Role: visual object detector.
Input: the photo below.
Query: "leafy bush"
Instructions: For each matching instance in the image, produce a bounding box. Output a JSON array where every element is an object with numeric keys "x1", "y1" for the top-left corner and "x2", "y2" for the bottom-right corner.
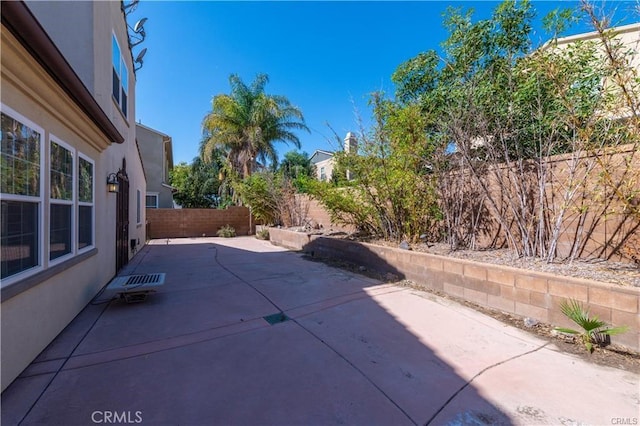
[
  {"x1": 307, "y1": 99, "x2": 441, "y2": 242},
  {"x1": 234, "y1": 171, "x2": 308, "y2": 227},
  {"x1": 255, "y1": 228, "x2": 270, "y2": 240},
  {"x1": 217, "y1": 225, "x2": 236, "y2": 238},
  {"x1": 554, "y1": 299, "x2": 628, "y2": 353}
]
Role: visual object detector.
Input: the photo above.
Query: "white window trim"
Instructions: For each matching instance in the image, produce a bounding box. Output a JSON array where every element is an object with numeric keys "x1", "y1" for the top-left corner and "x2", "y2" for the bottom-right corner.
[
  {"x1": 78, "y1": 152, "x2": 95, "y2": 254},
  {"x1": 0, "y1": 104, "x2": 45, "y2": 287},
  {"x1": 145, "y1": 192, "x2": 159, "y2": 209},
  {"x1": 49, "y1": 135, "x2": 76, "y2": 266}
]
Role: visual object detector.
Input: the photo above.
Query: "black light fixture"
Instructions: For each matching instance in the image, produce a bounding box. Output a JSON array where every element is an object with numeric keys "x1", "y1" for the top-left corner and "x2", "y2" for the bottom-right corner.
[{"x1": 107, "y1": 173, "x2": 119, "y2": 193}]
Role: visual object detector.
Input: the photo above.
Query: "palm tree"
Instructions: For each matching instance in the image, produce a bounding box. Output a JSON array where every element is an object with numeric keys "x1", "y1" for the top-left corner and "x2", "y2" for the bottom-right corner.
[{"x1": 201, "y1": 74, "x2": 309, "y2": 179}]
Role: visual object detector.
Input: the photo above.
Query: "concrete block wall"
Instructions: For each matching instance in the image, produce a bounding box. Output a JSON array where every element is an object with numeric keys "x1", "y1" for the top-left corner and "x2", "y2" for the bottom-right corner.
[
  {"x1": 268, "y1": 228, "x2": 640, "y2": 351},
  {"x1": 146, "y1": 207, "x2": 251, "y2": 238}
]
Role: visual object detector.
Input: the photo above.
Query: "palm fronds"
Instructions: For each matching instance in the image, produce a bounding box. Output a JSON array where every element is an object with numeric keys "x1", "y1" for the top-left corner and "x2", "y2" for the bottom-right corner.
[{"x1": 555, "y1": 299, "x2": 628, "y2": 353}]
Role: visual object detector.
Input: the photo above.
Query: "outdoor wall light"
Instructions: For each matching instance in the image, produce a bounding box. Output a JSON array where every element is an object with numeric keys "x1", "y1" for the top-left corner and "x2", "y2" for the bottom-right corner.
[{"x1": 107, "y1": 173, "x2": 119, "y2": 193}]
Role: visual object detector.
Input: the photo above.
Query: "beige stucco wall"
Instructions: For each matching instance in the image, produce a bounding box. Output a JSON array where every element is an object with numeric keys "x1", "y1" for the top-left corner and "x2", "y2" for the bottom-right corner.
[
  {"x1": 96, "y1": 1, "x2": 146, "y2": 254},
  {"x1": 553, "y1": 23, "x2": 640, "y2": 65},
  {"x1": 25, "y1": 1, "x2": 96, "y2": 92},
  {"x1": 315, "y1": 158, "x2": 335, "y2": 182},
  {"x1": 1, "y1": 2, "x2": 146, "y2": 391},
  {"x1": 1, "y1": 27, "x2": 113, "y2": 391}
]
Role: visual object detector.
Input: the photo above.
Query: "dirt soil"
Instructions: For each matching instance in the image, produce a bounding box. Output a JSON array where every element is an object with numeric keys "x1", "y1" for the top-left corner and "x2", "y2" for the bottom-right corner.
[{"x1": 302, "y1": 253, "x2": 640, "y2": 374}]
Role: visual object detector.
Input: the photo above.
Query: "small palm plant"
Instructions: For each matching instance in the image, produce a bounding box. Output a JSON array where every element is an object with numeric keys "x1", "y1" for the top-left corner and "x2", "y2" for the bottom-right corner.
[{"x1": 555, "y1": 299, "x2": 628, "y2": 353}]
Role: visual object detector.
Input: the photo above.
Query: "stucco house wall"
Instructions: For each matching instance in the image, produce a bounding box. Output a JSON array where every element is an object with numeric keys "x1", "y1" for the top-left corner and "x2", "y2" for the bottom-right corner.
[
  {"x1": 136, "y1": 123, "x2": 174, "y2": 209},
  {"x1": 1, "y1": 1, "x2": 146, "y2": 391},
  {"x1": 314, "y1": 157, "x2": 335, "y2": 182},
  {"x1": 547, "y1": 23, "x2": 640, "y2": 120}
]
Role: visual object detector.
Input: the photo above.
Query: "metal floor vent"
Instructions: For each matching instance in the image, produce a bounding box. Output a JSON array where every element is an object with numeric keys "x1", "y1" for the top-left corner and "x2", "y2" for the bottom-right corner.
[
  {"x1": 123, "y1": 273, "x2": 164, "y2": 286},
  {"x1": 106, "y1": 273, "x2": 166, "y2": 303},
  {"x1": 263, "y1": 312, "x2": 290, "y2": 325}
]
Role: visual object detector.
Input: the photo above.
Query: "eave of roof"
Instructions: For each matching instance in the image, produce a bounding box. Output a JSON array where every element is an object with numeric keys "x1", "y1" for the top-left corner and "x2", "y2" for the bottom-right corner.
[
  {"x1": 310, "y1": 149, "x2": 335, "y2": 163},
  {"x1": 1, "y1": 1, "x2": 124, "y2": 144}
]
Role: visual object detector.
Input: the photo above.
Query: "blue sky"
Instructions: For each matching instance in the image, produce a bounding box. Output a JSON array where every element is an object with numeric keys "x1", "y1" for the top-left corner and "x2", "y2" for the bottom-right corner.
[{"x1": 129, "y1": 1, "x2": 638, "y2": 165}]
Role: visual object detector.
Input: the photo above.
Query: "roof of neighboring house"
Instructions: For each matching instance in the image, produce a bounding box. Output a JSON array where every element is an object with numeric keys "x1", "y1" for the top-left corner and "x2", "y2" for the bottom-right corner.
[
  {"x1": 310, "y1": 150, "x2": 334, "y2": 164},
  {"x1": 136, "y1": 122, "x2": 171, "y2": 138},
  {"x1": 1, "y1": 1, "x2": 124, "y2": 144}
]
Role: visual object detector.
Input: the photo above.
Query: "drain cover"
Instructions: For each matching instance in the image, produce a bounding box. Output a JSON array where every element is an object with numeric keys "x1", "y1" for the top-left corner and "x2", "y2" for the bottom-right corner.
[
  {"x1": 263, "y1": 312, "x2": 290, "y2": 325},
  {"x1": 105, "y1": 273, "x2": 166, "y2": 303},
  {"x1": 107, "y1": 273, "x2": 166, "y2": 291}
]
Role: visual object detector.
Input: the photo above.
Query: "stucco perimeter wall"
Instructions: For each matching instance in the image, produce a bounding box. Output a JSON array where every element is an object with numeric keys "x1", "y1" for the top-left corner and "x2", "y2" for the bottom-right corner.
[
  {"x1": 146, "y1": 207, "x2": 251, "y2": 238},
  {"x1": 268, "y1": 228, "x2": 640, "y2": 351}
]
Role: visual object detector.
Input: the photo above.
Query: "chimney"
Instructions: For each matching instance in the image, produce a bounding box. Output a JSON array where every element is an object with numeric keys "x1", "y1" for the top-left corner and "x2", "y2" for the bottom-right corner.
[
  {"x1": 344, "y1": 132, "x2": 357, "y2": 153},
  {"x1": 344, "y1": 132, "x2": 357, "y2": 181}
]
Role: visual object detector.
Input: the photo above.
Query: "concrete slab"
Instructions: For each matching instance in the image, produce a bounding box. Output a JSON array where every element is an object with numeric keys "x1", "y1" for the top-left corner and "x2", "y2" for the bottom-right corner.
[
  {"x1": 20, "y1": 323, "x2": 414, "y2": 426},
  {"x1": 432, "y1": 348, "x2": 639, "y2": 425},
  {"x1": 75, "y1": 281, "x2": 276, "y2": 355},
  {"x1": 1, "y1": 374, "x2": 54, "y2": 426},
  {"x1": 2, "y1": 237, "x2": 638, "y2": 426}
]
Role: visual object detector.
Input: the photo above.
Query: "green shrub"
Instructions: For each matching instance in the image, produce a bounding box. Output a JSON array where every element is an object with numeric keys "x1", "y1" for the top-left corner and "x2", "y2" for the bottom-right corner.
[
  {"x1": 307, "y1": 100, "x2": 441, "y2": 242},
  {"x1": 217, "y1": 225, "x2": 236, "y2": 238},
  {"x1": 255, "y1": 228, "x2": 270, "y2": 240}
]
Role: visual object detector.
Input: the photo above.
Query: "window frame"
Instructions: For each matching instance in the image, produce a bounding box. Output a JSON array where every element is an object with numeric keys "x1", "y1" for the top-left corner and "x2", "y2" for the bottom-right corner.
[
  {"x1": 111, "y1": 33, "x2": 128, "y2": 118},
  {"x1": 145, "y1": 192, "x2": 159, "y2": 209},
  {"x1": 0, "y1": 104, "x2": 45, "y2": 286},
  {"x1": 77, "y1": 153, "x2": 95, "y2": 253},
  {"x1": 48, "y1": 135, "x2": 75, "y2": 265},
  {"x1": 136, "y1": 189, "x2": 141, "y2": 224}
]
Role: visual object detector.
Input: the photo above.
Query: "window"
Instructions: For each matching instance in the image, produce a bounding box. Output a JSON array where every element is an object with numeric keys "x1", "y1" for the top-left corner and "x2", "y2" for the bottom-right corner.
[
  {"x1": 320, "y1": 166, "x2": 326, "y2": 181},
  {"x1": 112, "y1": 36, "x2": 120, "y2": 104},
  {"x1": 1, "y1": 108, "x2": 43, "y2": 281},
  {"x1": 50, "y1": 139, "x2": 74, "y2": 261},
  {"x1": 136, "y1": 189, "x2": 141, "y2": 224},
  {"x1": 145, "y1": 193, "x2": 158, "y2": 208},
  {"x1": 112, "y1": 34, "x2": 128, "y2": 117},
  {"x1": 78, "y1": 155, "x2": 94, "y2": 250},
  {"x1": 1, "y1": 106, "x2": 97, "y2": 285}
]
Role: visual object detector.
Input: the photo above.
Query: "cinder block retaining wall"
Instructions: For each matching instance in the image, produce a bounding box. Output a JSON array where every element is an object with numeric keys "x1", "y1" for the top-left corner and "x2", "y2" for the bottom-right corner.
[
  {"x1": 146, "y1": 207, "x2": 252, "y2": 239},
  {"x1": 268, "y1": 227, "x2": 640, "y2": 351}
]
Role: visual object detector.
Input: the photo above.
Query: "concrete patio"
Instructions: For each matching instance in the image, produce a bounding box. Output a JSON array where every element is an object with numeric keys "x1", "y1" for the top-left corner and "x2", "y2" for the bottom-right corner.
[{"x1": 2, "y1": 237, "x2": 638, "y2": 425}]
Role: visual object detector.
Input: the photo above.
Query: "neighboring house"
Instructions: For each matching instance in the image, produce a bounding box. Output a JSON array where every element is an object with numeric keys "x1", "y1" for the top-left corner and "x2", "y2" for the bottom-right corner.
[
  {"x1": 310, "y1": 149, "x2": 334, "y2": 182},
  {"x1": 1, "y1": 1, "x2": 147, "y2": 391},
  {"x1": 450, "y1": 23, "x2": 640, "y2": 155},
  {"x1": 310, "y1": 132, "x2": 358, "y2": 182},
  {"x1": 136, "y1": 123, "x2": 175, "y2": 208},
  {"x1": 548, "y1": 23, "x2": 640, "y2": 120}
]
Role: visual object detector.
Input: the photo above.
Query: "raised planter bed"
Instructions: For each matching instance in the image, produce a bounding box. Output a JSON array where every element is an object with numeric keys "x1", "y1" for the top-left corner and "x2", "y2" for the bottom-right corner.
[{"x1": 268, "y1": 227, "x2": 640, "y2": 351}]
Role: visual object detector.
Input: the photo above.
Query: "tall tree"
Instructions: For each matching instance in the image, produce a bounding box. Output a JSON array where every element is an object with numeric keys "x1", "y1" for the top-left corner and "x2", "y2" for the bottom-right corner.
[
  {"x1": 277, "y1": 150, "x2": 314, "y2": 179},
  {"x1": 170, "y1": 157, "x2": 221, "y2": 208},
  {"x1": 201, "y1": 74, "x2": 309, "y2": 179}
]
